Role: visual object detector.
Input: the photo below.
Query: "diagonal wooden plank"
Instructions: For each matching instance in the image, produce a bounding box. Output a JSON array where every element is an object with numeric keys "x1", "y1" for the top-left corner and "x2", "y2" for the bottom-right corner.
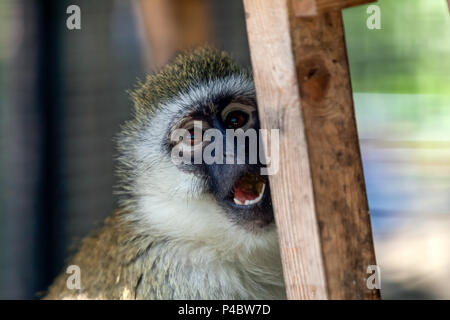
[{"x1": 292, "y1": 0, "x2": 376, "y2": 17}]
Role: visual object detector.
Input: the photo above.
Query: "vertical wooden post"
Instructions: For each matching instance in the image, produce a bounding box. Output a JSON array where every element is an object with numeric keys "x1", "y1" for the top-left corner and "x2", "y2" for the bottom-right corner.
[{"x1": 244, "y1": 0, "x2": 380, "y2": 299}]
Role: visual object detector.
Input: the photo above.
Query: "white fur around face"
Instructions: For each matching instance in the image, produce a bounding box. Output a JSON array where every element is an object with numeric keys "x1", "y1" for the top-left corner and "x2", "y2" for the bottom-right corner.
[
  {"x1": 127, "y1": 75, "x2": 269, "y2": 239},
  {"x1": 130, "y1": 161, "x2": 285, "y2": 299},
  {"x1": 119, "y1": 75, "x2": 286, "y2": 299}
]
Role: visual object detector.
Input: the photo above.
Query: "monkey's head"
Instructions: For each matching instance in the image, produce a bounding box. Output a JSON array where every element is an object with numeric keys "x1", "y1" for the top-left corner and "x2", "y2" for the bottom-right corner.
[{"x1": 117, "y1": 49, "x2": 278, "y2": 252}]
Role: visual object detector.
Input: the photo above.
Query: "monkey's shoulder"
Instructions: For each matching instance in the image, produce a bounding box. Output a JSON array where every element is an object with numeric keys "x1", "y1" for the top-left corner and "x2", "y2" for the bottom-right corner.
[{"x1": 44, "y1": 210, "x2": 159, "y2": 299}]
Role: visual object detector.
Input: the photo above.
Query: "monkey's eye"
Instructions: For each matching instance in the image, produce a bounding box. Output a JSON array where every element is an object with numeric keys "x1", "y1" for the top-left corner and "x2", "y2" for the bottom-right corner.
[
  {"x1": 181, "y1": 120, "x2": 208, "y2": 147},
  {"x1": 187, "y1": 128, "x2": 202, "y2": 146},
  {"x1": 224, "y1": 111, "x2": 248, "y2": 129},
  {"x1": 221, "y1": 103, "x2": 255, "y2": 130}
]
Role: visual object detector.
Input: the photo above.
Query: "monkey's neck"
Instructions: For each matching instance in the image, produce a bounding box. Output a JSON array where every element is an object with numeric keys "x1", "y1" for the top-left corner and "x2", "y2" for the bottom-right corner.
[
  {"x1": 122, "y1": 219, "x2": 284, "y2": 298},
  {"x1": 129, "y1": 234, "x2": 286, "y2": 299}
]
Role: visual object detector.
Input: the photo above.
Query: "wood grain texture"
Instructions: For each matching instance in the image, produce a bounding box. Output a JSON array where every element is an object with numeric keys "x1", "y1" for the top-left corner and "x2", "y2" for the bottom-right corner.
[
  {"x1": 244, "y1": 0, "x2": 380, "y2": 299},
  {"x1": 244, "y1": 0, "x2": 328, "y2": 300},
  {"x1": 292, "y1": 0, "x2": 376, "y2": 17},
  {"x1": 289, "y1": 7, "x2": 379, "y2": 300}
]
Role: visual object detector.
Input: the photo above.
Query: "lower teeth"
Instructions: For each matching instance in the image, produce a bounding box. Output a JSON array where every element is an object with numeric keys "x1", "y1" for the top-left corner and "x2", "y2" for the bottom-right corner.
[{"x1": 233, "y1": 183, "x2": 266, "y2": 206}]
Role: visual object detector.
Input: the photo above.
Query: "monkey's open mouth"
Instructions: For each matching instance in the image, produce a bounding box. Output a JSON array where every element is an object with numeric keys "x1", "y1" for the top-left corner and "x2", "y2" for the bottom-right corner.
[{"x1": 232, "y1": 173, "x2": 266, "y2": 206}]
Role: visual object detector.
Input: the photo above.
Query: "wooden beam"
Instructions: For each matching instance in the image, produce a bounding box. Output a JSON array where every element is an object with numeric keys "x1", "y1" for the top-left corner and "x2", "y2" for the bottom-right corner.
[
  {"x1": 292, "y1": 0, "x2": 376, "y2": 17},
  {"x1": 244, "y1": 0, "x2": 380, "y2": 299},
  {"x1": 244, "y1": 0, "x2": 327, "y2": 299}
]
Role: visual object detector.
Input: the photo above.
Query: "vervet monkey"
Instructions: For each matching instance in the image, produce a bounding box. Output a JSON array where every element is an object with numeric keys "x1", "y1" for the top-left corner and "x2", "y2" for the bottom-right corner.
[{"x1": 45, "y1": 48, "x2": 286, "y2": 300}]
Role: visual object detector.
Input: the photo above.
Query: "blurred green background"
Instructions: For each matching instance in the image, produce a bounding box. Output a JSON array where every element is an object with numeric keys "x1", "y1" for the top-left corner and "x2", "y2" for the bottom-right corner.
[
  {"x1": 344, "y1": 0, "x2": 450, "y2": 94},
  {"x1": 344, "y1": 0, "x2": 450, "y2": 299}
]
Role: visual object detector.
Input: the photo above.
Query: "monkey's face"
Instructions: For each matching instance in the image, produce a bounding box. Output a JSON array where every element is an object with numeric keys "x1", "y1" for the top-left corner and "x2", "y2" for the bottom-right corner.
[
  {"x1": 167, "y1": 92, "x2": 274, "y2": 232},
  {"x1": 121, "y1": 74, "x2": 277, "y2": 246},
  {"x1": 118, "y1": 50, "x2": 282, "y2": 251}
]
